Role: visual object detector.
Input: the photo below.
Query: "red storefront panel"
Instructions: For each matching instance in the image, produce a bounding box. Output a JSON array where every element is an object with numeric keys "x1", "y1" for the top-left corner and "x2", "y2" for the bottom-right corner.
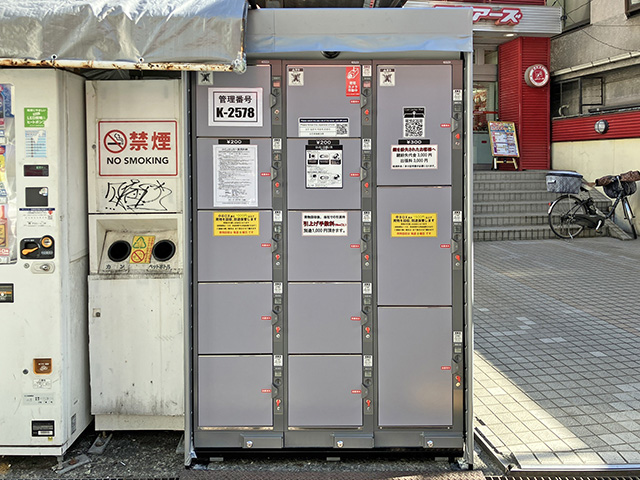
[
  {"x1": 498, "y1": 37, "x2": 551, "y2": 170},
  {"x1": 553, "y1": 111, "x2": 640, "y2": 142}
]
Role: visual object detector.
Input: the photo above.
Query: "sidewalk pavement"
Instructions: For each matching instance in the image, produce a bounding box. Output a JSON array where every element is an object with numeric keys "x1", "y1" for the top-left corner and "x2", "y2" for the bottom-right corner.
[{"x1": 473, "y1": 237, "x2": 640, "y2": 468}]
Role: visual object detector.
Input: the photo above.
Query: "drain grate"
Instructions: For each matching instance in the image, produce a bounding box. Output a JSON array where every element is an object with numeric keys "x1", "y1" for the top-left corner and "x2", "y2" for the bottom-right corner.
[{"x1": 487, "y1": 476, "x2": 640, "y2": 480}]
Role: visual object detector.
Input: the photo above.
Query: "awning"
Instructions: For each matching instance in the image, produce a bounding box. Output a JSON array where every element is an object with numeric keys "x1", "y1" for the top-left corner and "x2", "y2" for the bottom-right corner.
[
  {"x1": 246, "y1": 8, "x2": 473, "y2": 56},
  {"x1": 0, "y1": 0, "x2": 248, "y2": 71}
]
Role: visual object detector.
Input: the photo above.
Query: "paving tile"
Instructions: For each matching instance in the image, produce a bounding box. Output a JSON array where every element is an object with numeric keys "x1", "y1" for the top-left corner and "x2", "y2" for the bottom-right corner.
[
  {"x1": 598, "y1": 451, "x2": 626, "y2": 464},
  {"x1": 620, "y1": 451, "x2": 640, "y2": 463},
  {"x1": 576, "y1": 451, "x2": 606, "y2": 465}
]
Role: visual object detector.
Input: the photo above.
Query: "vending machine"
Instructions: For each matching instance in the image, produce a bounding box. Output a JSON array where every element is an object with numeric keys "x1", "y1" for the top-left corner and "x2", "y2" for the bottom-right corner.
[
  {"x1": 0, "y1": 69, "x2": 91, "y2": 455},
  {"x1": 86, "y1": 79, "x2": 185, "y2": 430},
  {"x1": 188, "y1": 8, "x2": 473, "y2": 463}
]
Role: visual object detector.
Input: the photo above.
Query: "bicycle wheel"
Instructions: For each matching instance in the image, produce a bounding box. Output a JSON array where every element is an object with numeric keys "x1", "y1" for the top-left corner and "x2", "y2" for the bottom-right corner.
[
  {"x1": 622, "y1": 197, "x2": 638, "y2": 239},
  {"x1": 548, "y1": 194, "x2": 587, "y2": 239}
]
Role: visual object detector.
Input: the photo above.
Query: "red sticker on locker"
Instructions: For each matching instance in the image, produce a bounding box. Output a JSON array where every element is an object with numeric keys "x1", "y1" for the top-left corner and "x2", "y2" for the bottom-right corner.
[
  {"x1": 349, "y1": 172, "x2": 360, "y2": 177},
  {"x1": 440, "y1": 244, "x2": 451, "y2": 248},
  {"x1": 346, "y1": 66, "x2": 361, "y2": 97},
  {"x1": 441, "y1": 366, "x2": 452, "y2": 371},
  {"x1": 260, "y1": 172, "x2": 271, "y2": 177},
  {"x1": 261, "y1": 243, "x2": 272, "y2": 248},
  {"x1": 261, "y1": 389, "x2": 272, "y2": 394},
  {"x1": 441, "y1": 123, "x2": 452, "y2": 128},
  {"x1": 351, "y1": 316, "x2": 361, "y2": 321},
  {"x1": 350, "y1": 244, "x2": 361, "y2": 249},
  {"x1": 350, "y1": 99, "x2": 361, "y2": 104},
  {"x1": 261, "y1": 316, "x2": 272, "y2": 321},
  {"x1": 351, "y1": 389, "x2": 362, "y2": 395}
]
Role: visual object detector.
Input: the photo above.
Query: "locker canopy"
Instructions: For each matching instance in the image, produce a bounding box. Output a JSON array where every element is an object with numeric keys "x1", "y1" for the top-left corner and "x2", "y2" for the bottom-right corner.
[
  {"x1": 0, "y1": 0, "x2": 247, "y2": 71},
  {"x1": 246, "y1": 7, "x2": 474, "y2": 56}
]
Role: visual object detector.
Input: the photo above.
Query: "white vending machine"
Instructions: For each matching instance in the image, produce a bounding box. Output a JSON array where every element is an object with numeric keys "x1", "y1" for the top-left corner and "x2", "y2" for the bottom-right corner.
[
  {"x1": 86, "y1": 79, "x2": 185, "y2": 430},
  {"x1": 0, "y1": 69, "x2": 91, "y2": 455}
]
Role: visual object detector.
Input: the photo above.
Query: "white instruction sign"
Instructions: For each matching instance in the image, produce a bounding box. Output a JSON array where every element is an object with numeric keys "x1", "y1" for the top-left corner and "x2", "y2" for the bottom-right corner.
[
  {"x1": 305, "y1": 144, "x2": 343, "y2": 189},
  {"x1": 299, "y1": 118, "x2": 349, "y2": 137},
  {"x1": 208, "y1": 87, "x2": 263, "y2": 127},
  {"x1": 213, "y1": 144, "x2": 258, "y2": 207},
  {"x1": 391, "y1": 144, "x2": 438, "y2": 170},
  {"x1": 98, "y1": 120, "x2": 178, "y2": 177},
  {"x1": 302, "y1": 212, "x2": 348, "y2": 236}
]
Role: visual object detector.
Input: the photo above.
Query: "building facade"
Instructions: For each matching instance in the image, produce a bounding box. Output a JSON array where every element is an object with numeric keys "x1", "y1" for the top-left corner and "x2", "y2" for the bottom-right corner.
[
  {"x1": 550, "y1": 0, "x2": 640, "y2": 221},
  {"x1": 404, "y1": 0, "x2": 561, "y2": 170}
]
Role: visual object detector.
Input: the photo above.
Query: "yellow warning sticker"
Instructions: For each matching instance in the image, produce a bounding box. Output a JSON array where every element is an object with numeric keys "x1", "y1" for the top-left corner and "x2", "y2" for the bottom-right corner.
[
  {"x1": 129, "y1": 235, "x2": 155, "y2": 264},
  {"x1": 214, "y1": 212, "x2": 260, "y2": 236},
  {"x1": 391, "y1": 213, "x2": 437, "y2": 237}
]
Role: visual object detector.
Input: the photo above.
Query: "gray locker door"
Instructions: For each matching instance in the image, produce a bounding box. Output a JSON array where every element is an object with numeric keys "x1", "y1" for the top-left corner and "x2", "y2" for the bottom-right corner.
[
  {"x1": 198, "y1": 283, "x2": 273, "y2": 355},
  {"x1": 287, "y1": 138, "x2": 361, "y2": 210},
  {"x1": 286, "y1": 64, "x2": 362, "y2": 138},
  {"x1": 197, "y1": 210, "x2": 272, "y2": 282},
  {"x1": 288, "y1": 355, "x2": 362, "y2": 427},
  {"x1": 377, "y1": 187, "x2": 451, "y2": 306},
  {"x1": 376, "y1": 65, "x2": 452, "y2": 186},
  {"x1": 288, "y1": 283, "x2": 361, "y2": 354},
  {"x1": 198, "y1": 356, "x2": 273, "y2": 427},
  {"x1": 288, "y1": 210, "x2": 361, "y2": 282},
  {"x1": 378, "y1": 307, "x2": 452, "y2": 426},
  {"x1": 195, "y1": 65, "x2": 272, "y2": 138},
  {"x1": 197, "y1": 138, "x2": 273, "y2": 210}
]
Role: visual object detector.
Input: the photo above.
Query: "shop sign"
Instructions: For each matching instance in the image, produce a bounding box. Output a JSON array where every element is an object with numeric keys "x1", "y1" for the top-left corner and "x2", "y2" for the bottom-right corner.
[
  {"x1": 524, "y1": 64, "x2": 550, "y2": 88},
  {"x1": 434, "y1": 5, "x2": 523, "y2": 25}
]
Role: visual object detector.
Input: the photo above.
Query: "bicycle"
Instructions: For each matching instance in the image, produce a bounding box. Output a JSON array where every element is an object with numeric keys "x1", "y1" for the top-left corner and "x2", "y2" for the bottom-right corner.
[{"x1": 547, "y1": 171, "x2": 639, "y2": 240}]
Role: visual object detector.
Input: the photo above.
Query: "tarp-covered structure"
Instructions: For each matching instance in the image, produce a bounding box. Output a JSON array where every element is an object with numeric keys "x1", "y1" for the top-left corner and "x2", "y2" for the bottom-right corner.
[{"x1": 0, "y1": 0, "x2": 248, "y2": 71}]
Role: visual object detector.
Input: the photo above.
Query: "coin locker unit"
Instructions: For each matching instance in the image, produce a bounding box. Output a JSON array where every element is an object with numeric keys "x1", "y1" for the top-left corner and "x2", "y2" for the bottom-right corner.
[{"x1": 188, "y1": 7, "x2": 474, "y2": 465}]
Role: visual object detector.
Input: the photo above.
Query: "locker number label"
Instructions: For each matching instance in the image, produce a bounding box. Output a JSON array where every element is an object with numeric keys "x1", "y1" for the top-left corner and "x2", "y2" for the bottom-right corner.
[
  {"x1": 213, "y1": 212, "x2": 259, "y2": 236},
  {"x1": 208, "y1": 87, "x2": 263, "y2": 127},
  {"x1": 391, "y1": 213, "x2": 437, "y2": 238}
]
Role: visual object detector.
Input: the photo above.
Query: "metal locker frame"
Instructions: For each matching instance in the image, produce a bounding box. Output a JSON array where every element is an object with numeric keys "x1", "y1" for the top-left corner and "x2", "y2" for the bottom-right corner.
[{"x1": 187, "y1": 9, "x2": 475, "y2": 464}]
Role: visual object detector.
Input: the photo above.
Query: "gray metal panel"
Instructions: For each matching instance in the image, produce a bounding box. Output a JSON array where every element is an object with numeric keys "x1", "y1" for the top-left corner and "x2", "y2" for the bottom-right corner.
[
  {"x1": 377, "y1": 187, "x2": 451, "y2": 306},
  {"x1": 376, "y1": 65, "x2": 452, "y2": 186},
  {"x1": 198, "y1": 283, "x2": 272, "y2": 354},
  {"x1": 197, "y1": 210, "x2": 272, "y2": 282},
  {"x1": 286, "y1": 139, "x2": 361, "y2": 210},
  {"x1": 197, "y1": 138, "x2": 273, "y2": 210},
  {"x1": 196, "y1": 65, "x2": 272, "y2": 138},
  {"x1": 198, "y1": 356, "x2": 272, "y2": 427},
  {"x1": 378, "y1": 307, "x2": 452, "y2": 426},
  {"x1": 288, "y1": 355, "x2": 362, "y2": 427},
  {"x1": 286, "y1": 65, "x2": 361, "y2": 138},
  {"x1": 288, "y1": 283, "x2": 361, "y2": 354},
  {"x1": 287, "y1": 210, "x2": 361, "y2": 282}
]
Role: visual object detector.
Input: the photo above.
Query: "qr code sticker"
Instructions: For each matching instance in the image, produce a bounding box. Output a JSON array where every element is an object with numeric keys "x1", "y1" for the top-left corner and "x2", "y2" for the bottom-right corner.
[
  {"x1": 403, "y1": 118, "x2": 425, "y2": 138},
  {"x1": 336, "y1": 123, "x2": 349, "y2": 136}
]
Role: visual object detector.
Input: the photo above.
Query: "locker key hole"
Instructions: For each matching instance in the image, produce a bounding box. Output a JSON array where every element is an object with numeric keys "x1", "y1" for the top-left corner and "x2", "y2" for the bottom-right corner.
[
  {"x1": 152, "y1": 240, "x2": 176, "y2": 262},
  {"x1": 107, "y1": 241, "x2": 132, "y2": 262}
]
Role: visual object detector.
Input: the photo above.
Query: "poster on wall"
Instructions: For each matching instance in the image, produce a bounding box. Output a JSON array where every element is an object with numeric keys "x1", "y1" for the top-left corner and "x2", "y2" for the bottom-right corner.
[{"x1": 488, "y1": 121, "x2": 520, "y2": 157}]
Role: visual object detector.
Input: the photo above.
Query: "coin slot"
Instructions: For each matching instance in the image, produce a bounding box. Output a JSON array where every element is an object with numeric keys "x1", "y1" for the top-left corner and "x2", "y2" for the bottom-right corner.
[
  {"x1": 152, "y1": 240, "x2": 176, "y2": 262},
  {"x1": 107, "y1": 241, "x2": 132, "y2": 262}
]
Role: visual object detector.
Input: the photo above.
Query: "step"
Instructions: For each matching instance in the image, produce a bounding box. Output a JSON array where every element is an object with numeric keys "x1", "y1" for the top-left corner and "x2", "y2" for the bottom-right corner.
[
  {"x1": 474, "y1": 179, "x2": 548, "y2": 192},
  {"x1": 474, "y1": 212, "x2": 549, "y2": 228},
  {"x1": 474, "y1": 190, "x2": 559, "y2": 202},
  {"x1": 473, "y1": 170, "x2": 549, "y2": 181},
  {"x1": 473, "y1": 224, "x2": 603, "y2": 242},
  {"x1": 473, "y1": 200, "x2": 551, "y2": 214}
]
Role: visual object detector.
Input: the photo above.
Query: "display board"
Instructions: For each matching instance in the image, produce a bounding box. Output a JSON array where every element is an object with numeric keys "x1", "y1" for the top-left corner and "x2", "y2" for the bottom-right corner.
[{"x1": 488, "y1": 121, "x2": 520, "y2": 157}]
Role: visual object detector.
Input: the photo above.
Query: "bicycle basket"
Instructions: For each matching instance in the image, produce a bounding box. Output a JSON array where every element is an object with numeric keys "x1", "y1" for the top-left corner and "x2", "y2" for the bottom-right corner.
[
  {"x1": 546, "y1": 171, "x2": 583, "y2": 194},
  {"x1": 603, "y1": 180, "x2": 637, "y2": 199}
]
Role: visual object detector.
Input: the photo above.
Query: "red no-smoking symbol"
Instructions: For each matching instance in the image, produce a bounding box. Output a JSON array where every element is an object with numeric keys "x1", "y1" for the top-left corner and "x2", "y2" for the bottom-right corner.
[
  {"x1": 104, "y1": 130, "x2": 127, "y2": 154},
  {"x1": 130, "y1": 250, "x2": 146, "y2": 263}
]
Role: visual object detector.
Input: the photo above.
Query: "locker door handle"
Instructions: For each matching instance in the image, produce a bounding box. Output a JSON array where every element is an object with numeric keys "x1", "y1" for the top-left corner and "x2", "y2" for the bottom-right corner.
[{"x1": 271, "y1": 242, "x2": 278, "y2": 252}]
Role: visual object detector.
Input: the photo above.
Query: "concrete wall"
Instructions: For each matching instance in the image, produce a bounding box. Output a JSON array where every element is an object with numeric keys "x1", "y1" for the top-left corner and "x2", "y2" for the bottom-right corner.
[{"x1": 552, "y1": 139, "x2": 640, "y2": 232}]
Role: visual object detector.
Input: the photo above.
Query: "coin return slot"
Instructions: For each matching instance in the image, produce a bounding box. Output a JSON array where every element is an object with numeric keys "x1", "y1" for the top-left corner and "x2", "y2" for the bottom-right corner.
[
  {"x1": 152, "y1": 240, "x2": 176, "y2": 262},
  {"x1": 107, "y1": 240, "x2": 132, "y2": 262}
]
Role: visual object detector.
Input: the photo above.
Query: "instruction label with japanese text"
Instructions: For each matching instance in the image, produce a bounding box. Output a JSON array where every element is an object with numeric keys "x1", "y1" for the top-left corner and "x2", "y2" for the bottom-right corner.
[
  {"x1": 302, "y1": 212, "x2": 348, "y2": 236},
  {"x1": 213, "y1": 144, "x2": 258, "y2": 207},
  {"x1": 391, "y1": 144, "x2": 438, "y2": 169},
  {"x1": 214, "y1": 212, "x2": 260, "y2": 236},
  {"x1": 391, "y1": 213, "x2": 437, "y2": 237}
]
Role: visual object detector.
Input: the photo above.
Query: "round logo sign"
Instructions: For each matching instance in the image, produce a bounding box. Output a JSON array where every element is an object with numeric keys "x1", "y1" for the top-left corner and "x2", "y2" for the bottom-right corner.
[{"x1": 524, "y1": 64, "x2": 550, "y2": 88}]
